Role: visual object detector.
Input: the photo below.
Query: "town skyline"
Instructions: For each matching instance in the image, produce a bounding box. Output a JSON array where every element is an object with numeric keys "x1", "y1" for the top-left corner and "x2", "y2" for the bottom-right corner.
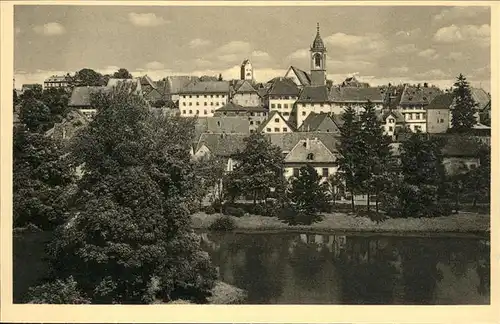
[{"x1": 14, "y1": 5, "x2": 491, "y2": 92}]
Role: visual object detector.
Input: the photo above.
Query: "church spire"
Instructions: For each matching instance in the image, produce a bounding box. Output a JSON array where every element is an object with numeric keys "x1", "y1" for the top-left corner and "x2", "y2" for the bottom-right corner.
[
  {"x1": 317, "y1": 22, "x2": 320, "y2": 35},
  {"x1": 311, "y1": 23, "x2": 326, "y2": 51}
]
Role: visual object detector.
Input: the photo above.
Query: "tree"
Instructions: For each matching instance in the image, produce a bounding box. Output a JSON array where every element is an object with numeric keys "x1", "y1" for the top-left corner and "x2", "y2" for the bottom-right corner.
[
  {"x1": 464, "y1": 142, "x2": 490, "y2": 207},
  {"x1": 13, "y1": 125, "x2": 75, "y2": 229},
  {"x1": 73, "y1": 68, "x2": 104, "y2": 86},
  {"x1": 27, "y1": 277, "x2": 90, "y2": 304},
  {"x1": 230, "y1": 133, "x2": 284, "y2": 205},
  {"x1": 113, "y1": 68, "x2": 133, "y2": 79},
  {"x1": 193, "y1": 155, "x2": 226, "y2": 210},
  {"x1": 19, "y1": 97, "x2": 53, "y2": 133},
  {"x1": 336, "y1": 105, "x2": 362, "y2": 212},
  {"x1": 217, "y1": 73, "x2": 223, "y2": 81},
  {"x1": 47, "y1": 84, "x2": 217, "y2": 304},
  {"x1": 326, "y1": 173, "x2": 345, "y2": 206},
  {"x1": 358, "y1": 101, "x2": 393, "y2": 211},
  {"x1": 286, "y1": 164, "x2": 328, "y2": 225},
  {"x1": 451, "y1": 74, "x2": 478, "y2": 132},
  {"x1": 13, "y1": 89, "x2": 19, "y2": 106},
  {"x1": 20, "y1": 84, "x2": 43, "y2": 101},
  {"x1": 41, "y1": 87, "x2": 70, "y2": 122}
]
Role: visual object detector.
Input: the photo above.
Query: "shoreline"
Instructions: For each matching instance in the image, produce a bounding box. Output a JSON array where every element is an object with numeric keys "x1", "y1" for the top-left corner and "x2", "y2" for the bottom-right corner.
[{"x1": 191, "y1": 211, "x2": 490, "y2": 238}]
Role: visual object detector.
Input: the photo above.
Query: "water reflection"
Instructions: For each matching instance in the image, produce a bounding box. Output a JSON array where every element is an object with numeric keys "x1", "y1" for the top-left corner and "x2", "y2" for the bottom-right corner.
[{"x1": 200, "y1": 232, "x2": 490, "y2": 305}]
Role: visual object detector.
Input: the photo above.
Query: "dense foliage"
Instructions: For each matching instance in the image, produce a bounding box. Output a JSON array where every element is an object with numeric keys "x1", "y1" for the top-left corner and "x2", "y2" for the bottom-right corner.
[
  {"x1": 450, "y1": 74, "x2": 478, "y2": 132},
  {"x1": 31, "y1": 84, "x2": 217, "y2": 304}
]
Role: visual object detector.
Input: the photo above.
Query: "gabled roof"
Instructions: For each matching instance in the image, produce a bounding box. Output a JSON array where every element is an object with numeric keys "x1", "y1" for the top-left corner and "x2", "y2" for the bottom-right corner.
[
  {"x1": 68, "y1": 86, "x2": 109, "y2": 107},
  {"x1": 234, "y1": 80, "x2": 257, "y2": 94},
  {"x1": 196, "y1": 116, "x2": 250, "y2": 136},
  {"x1": 297, "y1": 85, "x2": 330, "y2": 103},
  {"x1": 427, "y1": 93, "x2": 453, "y2": 110},
  {"x1": 215, "y1": 101, "x2": 267, "y2": 113},
  {"x1": 241, "y1": 59, "x2": 251, "y2": 66},
  {"x1": 139, "y1": 75, "x2": 157, "y2": 89},
  {"x1": 471, "y1": 88, "x2": 491, "y2": 111},
  {"x1": 180, "y1": 80, "x2": 230, "y2": 94},
  {"x1": 285, "y1": 138, "x2": 336, "y2": 163},
  {"x1": 299, "y1": 112, "x2": 340, "y2": 133},
  {"x1": 267, "y1": 77, "x2": 300, "y2": 96},
  {"x1": 378, "y1": 109, "x2": 405, "y2": 123},
  {"x1": 256, "y1": 110, "x2": 296, "y2": 133},
  {"x1": 329, "y1": 86, "x2": 386, "y2": 103},
  {"x1": 266, "y1": 132, "x2": 338, "y2": 153},
  {"x1": 341, "y1": 76, "x2": 370, "y2": 88},
  {"x1": 196, "y1": 133, "x2": 248, "y2": 156},
  {"x1": 154, "y1": 80, "x2": 168, "y2": 96},
  {"x1": 399, "y1": 84, "x2": 443, "y2": 106},
  {"x1": 286, "y1": 66, "x2": 312, "y2": 86},
  {"x1": 45, "y1": 109, "x2": 90, "y2": 140}
]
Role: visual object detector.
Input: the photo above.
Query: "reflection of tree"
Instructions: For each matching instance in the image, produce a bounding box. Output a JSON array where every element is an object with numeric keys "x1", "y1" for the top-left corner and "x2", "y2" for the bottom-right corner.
[
  {"x1": 334, "y1": 237, "x2": 398, "y2": 304},
  {"x1": 476, "y1": 241, "x2": 490, "y2": 298},
  {"x1": 230, "y1": 235, "x2": 287, "y2": 304},
  {"x1": 398, "y1": 240, "x2": 443, "y2": 304},
  {"x1": 288, "y1": 240, "x2": 329, "y2": 289}
]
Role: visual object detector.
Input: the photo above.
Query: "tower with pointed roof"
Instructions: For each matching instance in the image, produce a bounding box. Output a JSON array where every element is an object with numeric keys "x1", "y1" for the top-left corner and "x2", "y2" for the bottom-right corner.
[{"x1": 310, "y1": 23, "x2": 327, "y2": 86}]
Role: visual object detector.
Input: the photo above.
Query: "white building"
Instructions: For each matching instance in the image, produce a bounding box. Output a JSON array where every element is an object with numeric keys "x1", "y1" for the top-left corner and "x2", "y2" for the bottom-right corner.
[{"x1": 179, "y1": 81, "x2": 230, "y2": 117}]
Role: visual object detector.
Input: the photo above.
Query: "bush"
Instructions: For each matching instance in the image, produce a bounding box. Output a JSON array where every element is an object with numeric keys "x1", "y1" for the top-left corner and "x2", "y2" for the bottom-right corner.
[
  {"x1": 208, "y1": 216, "x2": 236, "y2": 231},
  {"x1": 204, "y1": 205, "x2": 216, "y2": 215},
  {"x1": 223, "y1": 206, "x2": 245, "y2": 218},
  {"x1": 279, "y1": 206, "x2": 322, "y2": 225},
  {"x1": 357, "y1": 210, "x2": 387, "y2": 223},
  {"x1": 27, "y1": 276, "x2": 90, "y2": 304}
]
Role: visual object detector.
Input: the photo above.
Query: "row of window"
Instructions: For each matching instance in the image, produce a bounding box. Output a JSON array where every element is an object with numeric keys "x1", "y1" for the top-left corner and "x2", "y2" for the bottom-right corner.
[
  {"x1": 249, "y1": 120, "x2": 262, "y2": 125},
  {"x1": 182, "y1": 94, "x2": 226, "y2": 99},
  {"x1": 182, "y1": 109, "x2": 215, "y2": 115},
  {"x1": 270, "y1": 103, "x2": 292, "y2": 109},
  {"x1": 269, "y1": 96, "x2": 297, "y2": 100},
  {"x1": 405, "y1": 112, "x2": 426, "y2": 120},
  {"x1": 182, "y1": 102, "x2": 223, "y2": 106},
  {"x1": 266, "y1": 127, "x2": 288, "y2": 132}
]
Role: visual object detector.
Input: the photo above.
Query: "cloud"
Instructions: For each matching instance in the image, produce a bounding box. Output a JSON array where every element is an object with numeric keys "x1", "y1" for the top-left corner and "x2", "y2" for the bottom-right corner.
[
  {"x1": 287, "y1": 49, "x2": 309, "y2": 60},
  {"x1": 433, "y1": 6, "x2": 489, "y2": 22},
  {"x1": 33, "y1": 22, "x2": 65, "y2": 36},
  {"x1": 395, "y1": 28, "x2": 421, "y2": 38},
  {"x1": 215, "y1": 41, "x2": 252, "y2": 54},
  {"x1": 217, "y1": 54, "x2": 240, "y2": 63},
  {"x1": 327, "y1": 59, "x2": 374, "y2": 73},
  {"x1": 433, "y1": 24, "x2": 490, "y2": 47},
  {"x1": 393, "y1": 43, "x2": 418, "y2": 54},
  {"x1": 128, "y1": 13, "x2": 169, "y2": 27},
  {"x1": 189, "y1": 38, "x2": 211, "y2": 48},
  {"x1": 250, "y1": 50, "x2": 271, "y2": 63},
  {"x1": 415, "y1": 69, "x2": 448, "y2": 80},
  {"x1": 145, "y1": 61, "x2": 165, "y2": 70},
  {"x1": 324, "y1": 32, "x2": 388, "y2": 56},
  {"x1": 390, "y1": 66, "x2": 410, "y2": 74},
  {"x1": 446, "y1": 52, "x2": 467, "y2": 60},
  {"x1": 418, "y1": 49, "x2": 439, "y2": 60}
]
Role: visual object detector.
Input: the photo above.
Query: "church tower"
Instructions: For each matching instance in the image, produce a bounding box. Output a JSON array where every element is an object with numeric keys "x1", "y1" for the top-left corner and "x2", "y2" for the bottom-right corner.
[
  {"x1": 240, "y1": 59, "x2": 253, "y2": 81},
  {"x1": 310, "y1": 23, "x2": 327, "y2": 86}
]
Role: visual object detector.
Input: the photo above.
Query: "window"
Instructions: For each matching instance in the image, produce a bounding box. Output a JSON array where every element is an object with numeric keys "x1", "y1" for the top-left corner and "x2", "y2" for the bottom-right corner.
[
  {"x1": 307, "y1": 153, "x2": 314, "y2": 160},
  {"x1": 217, "y1": 121, "x2": 221, "y2": 127},
  {"x1": 389, "y1": 118, "x2": 395, "y2": 123},
  {"x1": 250, "y1": 121, "x2": 254, "y2": 125},
  {"x1": 204, "y1": 102, "x2": 207, "y2": 106},
  {"x1": 211, "y1": 110, "x2": 214, "y2": 113},
  {"x1": 284, "y1": 104, "x2": 288, "y2": 109},
  {"x1": 275, "y1": 118, "x2": 280, "y2": 123},
  {"x1": 320, "y1": 103, "x2": 324, "y2": 107},
  {"x1": 216, "y1": 95, "x2": 219, "y2": 98},
  {"x1": 189, "y1": 110, "x2": 192, "y2": 114},
  {"x1": 189, "y1": 95, "x2": 192, "y2": 98},
  {"x1": 196, "y1": 95, "x2": 199, "y2": 98},
  {"x1": 257, "y1": 121, "x2": 261, "y2": 125},
  {"x1": 250, "y1": 112, "x2": 255, "y2": 116},
  {"x1": 440, "y1": 118, "x2": 444, "y2": 123},
  {"x1": 389, "y1": 126, "x2": 393, "y2": 131},
  {"x1": 302, "y1": 104, "x2": 306, "y2": 107},
  {"x1": 210, "y1": 102, "x2": 214, "y2": 106},
  {"x1": 271, "y1": 104, "x2": 276, "y2": 109},
  {"x1": 277, "y1": 104, "x2": 282, "y2": 108},
  {"x1": 189, "y1": 102, "x2": 192, "y2": 106},
  {"x1": 210, "y1": 95, "x2": 213, "y2": 98},
  {"x1": 204, "y1": 95, "x2": 207, "y2": 98},
  {"x1": 284, "y1": 96, "x2": 289, "y2": 100},
  {"x1": 204, "y1": 110, "x2": 207, "y2": 115},
  {"x1": 283, "y1": 127, "x2": 288, "y2": 132},
  {"x1": 182, "y1": 110, "x2": 186, "y2": 114},
  {"x1": 221, "y1": 95, "x2": 225, "y2": 98},
  {"x1": 302, "y1": 111, "x2": 306, "y2": 116},
  {"x1": 183, "y1": 95, "x2": 186, "y2": 98},
  {"x1": 293, "y1": 168, "x2": 300, "y2": 177},
  {"x1": 183, "y1": 102, "x2": 186, "y2": 106},
  {"x1": 274, "y1": 127, "x2": 280, "y2": 132},
  {"x1": 266, "y1": 128, "x2": 272, "y2": 132},
  {"x1": 196, "y1": 102, "x2": 199, "y2": 106},
  {"x1": 322, "y1": 168, "x2": 329, "y2": 177},
  {"x1": 283, "y1": 112, "x2": 289, "y2": 116},
  {"x1": 216, "y1": 102, "x2": 219, "y2": 106}
]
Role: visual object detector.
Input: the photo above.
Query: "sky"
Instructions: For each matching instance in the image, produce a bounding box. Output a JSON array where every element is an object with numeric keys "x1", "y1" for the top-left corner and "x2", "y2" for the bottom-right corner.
[{"x1": 14, "y1": 5, "x2": 491, "y2": 92}]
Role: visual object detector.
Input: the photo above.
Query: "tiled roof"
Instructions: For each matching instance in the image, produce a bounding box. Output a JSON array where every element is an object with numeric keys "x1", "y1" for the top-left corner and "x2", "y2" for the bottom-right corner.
[
  {"x1": 285, "y1": 138, "x2": 337, "y2": 163},
  {"x1": 196, "y1": 133, "x2": 248, "y2": 156},
  {"x1": 68, "y1": 86, "x2": 109, "y2": 107},
  {"x1": 427, "y1": 93, "x2": 453, "y2": 110},
  {"x1": 45, "y1": 109, "x2": 90, "y2": 140},
  {"x1": 399, "y1": 84, "x2": 443, "y2": 106},
  {"x1": 471, "y1": 88, "x2": 491, "y2": 111},
  {"x1": 165, "y1": 76, "x2": 199, "y2": 94},
  {"x1": 256, "y1": 111, "x2": 296, "y2": 133},
  {"x1": 311, "y1": 26, "x2": 326, "y2": 51},
  {"x1": 215, "y1": 101, "x2": 267, "y2": 113},
  {"x1": 297, "y1": 85, "x2": 330, "y2": 103},
  {"x1": 234, "y1": 80, "x2": 257, "y2": 94},
  {"x1": 299, "y1": 112, "x2": 340, "y2": 133},
  {"x1": 290, "y1": 66, "x2": 312, "y2": 86},
  {"x1": 139, "y1": 75, "x2": 157, "y2": 89},
  {"x1": 196, "y1": 116, "x2": 250, "y2": 136},
  {"x1": 378, "y1": 109, "x2": 405, "y2": 123},
  {"x1": 44, "y1": 75, "x2": 69, "y2": 82},
  {"x1": 267, "y1": 77, "x2": 300, "y2": 96},
  {"x1": 180, "y1": 80, "x2": 230, "y2": 94},
  {"x1": 241, "y1": 59, "x2": 250, "y2": 66},
  {"x1": 329, "y1": 86, "x2": 386, "y2": 103},
  {"x1": 154, "y1": 80, "x2": 168, "y2": 96},
  {"x1": 266, "y1": 132, "x2": 338, "y2": 153},
  {"x1": 341, "y1": 76, "x2": 370, "y2": 88}
]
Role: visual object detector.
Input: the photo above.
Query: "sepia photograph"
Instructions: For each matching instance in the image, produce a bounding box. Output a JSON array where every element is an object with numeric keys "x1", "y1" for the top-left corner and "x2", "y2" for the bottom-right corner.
[{"x1": 0, "y1": 1, "x2": 497, "y2": 323}]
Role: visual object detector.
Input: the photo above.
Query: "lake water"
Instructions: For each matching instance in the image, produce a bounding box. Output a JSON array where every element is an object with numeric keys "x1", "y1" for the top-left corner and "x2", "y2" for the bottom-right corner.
[{"x1": 199, "y1": 232, "x2": 490, "y2": 304}]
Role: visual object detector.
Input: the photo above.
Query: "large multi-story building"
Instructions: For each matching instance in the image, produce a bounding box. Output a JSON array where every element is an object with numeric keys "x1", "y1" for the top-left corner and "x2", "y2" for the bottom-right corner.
[
  {"x1": 397, "y1": 84, "x2": 442, "y2": 133},
  {"x1": 265, "y1": 77, "x2": 300, "y2": 121},
  {"x1": 231, "y1": 80, "x2": 261, "y2": 107},
  {"x1": 43, "y1": 75, "x2": 70, "y2": 89},
  {"x1": 178, "y1": 81, "x2": 230, "y2": 117}
]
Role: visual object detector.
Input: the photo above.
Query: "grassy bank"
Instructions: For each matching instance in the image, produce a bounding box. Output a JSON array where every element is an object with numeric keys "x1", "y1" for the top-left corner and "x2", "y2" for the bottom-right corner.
[{"x1": 191, "y1": 211, "x2": 490, "y2": 237}]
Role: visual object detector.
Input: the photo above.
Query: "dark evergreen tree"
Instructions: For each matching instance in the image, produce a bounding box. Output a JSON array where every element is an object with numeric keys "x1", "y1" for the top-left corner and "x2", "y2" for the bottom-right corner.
[
  {"x1": 337, "y1": 105, "x2": 362, "y2": 212},
  {"x1": 230, "y1": 133, "x2": 284, "y2": 205},
  {"x1": 451, "y1": 74, "x2": 478, "y2": 132},
  {"x1": 286, "y1": 164, "x2": 328, "y2": 225},
  {"x1": 112, "y1": 68, "x2": 133, "y2": 79}
]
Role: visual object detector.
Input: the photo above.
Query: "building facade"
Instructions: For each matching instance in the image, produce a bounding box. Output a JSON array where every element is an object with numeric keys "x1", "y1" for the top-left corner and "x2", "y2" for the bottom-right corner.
[
  {"x1": 179, "y1": 81, "x2": 230, "y2": 117},
  {"x1": 44, "y1": 75, "x2": 70, "y2": 89},
  {"x1": 240, "y1": 59, "x2": 253, "y2": 81}
]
